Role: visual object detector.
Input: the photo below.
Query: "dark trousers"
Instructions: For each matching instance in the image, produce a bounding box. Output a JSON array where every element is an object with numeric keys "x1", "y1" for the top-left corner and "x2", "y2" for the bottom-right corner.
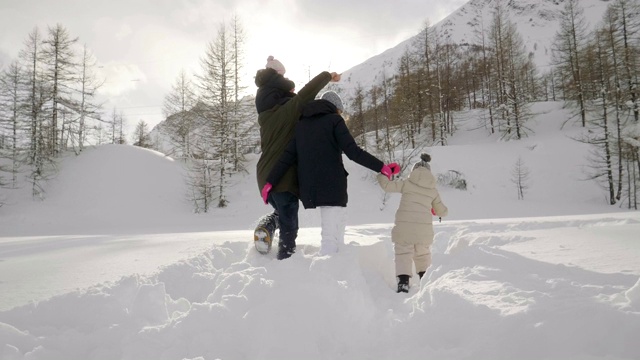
[{"x1": 267, "y1": 191, "x2": 299, "y2": 254}]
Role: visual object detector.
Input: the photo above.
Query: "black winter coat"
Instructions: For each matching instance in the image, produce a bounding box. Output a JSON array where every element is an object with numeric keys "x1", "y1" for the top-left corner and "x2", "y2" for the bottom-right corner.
[{"x1": 266, "y1": 99, "x2": 384, "y2": 209}]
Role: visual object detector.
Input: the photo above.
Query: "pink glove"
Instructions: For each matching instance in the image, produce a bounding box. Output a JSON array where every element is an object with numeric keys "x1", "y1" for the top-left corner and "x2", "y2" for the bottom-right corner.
[
  {"x1": 381, "y1": 165, "x2": 393, "y2": 180},
  {"x1": 261, "y1": 183, "x2": 273, "y2": 204},
  {"x1": 431, "y1": 208, "x2": 436, "y2": 216},
  {"x1": 388, "y1": 162, "x2": 400, "y2": 175}
]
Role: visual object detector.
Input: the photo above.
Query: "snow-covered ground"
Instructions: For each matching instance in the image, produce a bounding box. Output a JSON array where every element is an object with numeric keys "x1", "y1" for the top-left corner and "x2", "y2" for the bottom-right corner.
[{"x1": 0, "y1": 102, "x2": 639, "y2": 359}]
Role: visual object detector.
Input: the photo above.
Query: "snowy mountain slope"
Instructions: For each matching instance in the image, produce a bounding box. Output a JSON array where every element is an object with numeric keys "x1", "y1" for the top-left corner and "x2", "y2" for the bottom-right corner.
[
  {"x1": 149, "y1": 96, "x2": 261, "y2": 160},
  {"x1": 1, "y1": 101, "x2": 639, "y2": 359},
  {"x1": 337, "y1": 0, "x2": 610, "y2": 101},
  {"x1": 148, "y1": 1, "x2": 613, "y2": 156},
  {"x1": 0, "y1": 102, "x2": 630, "y2": 237}
]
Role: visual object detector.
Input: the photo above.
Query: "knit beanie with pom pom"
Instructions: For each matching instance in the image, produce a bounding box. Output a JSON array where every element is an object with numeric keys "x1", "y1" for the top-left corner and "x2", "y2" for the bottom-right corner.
[{"x1": 265, "y1": 55, "x2": 286, "y2": 75}]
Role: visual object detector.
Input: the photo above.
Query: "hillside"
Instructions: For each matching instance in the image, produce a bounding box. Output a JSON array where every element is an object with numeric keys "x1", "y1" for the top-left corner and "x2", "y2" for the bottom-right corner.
[
  {"x1": 0, "y1": 101, "x2": 639, "y2": 359},
  {"x1": 336, "y1": 0, "x2": 610, "y2": 101},
  {"x1": 0, "y1": 101, "x2": 630, "y2": 237}
]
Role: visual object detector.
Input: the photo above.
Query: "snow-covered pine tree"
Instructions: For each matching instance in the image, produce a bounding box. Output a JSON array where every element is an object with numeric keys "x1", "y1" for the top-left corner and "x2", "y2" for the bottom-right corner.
[
  {"x1": 0, "y1": 60, "x2": 27, "y2": 188},
  {"x1": 229, "y1": 14, "x2": 251, "y2": 173},
  {"x1": 193, "y1": 22, "x2": 241, "y2": 208},
  {"x1": 489, "y1": 1, "x2": 534, "y2": 140},
  {"x1": 41, "y1": 24, "x2": 78, "y2": 155},
  {"x1": 18, "y1": 27, "x2": 45, "y2": 165},
  {"x1": 552, "y1": 0, "x2": 589, "y2": 127},
  {"x1": 162, "y1": 69, "x2": 197, "y2": 160},
  {"x1": 511, "y1": 156, "x2": 530, "y2": 200},
  {"x1": 76, "y1": 44, "x2": 103, "y2": 153},
  {"x1": 132, "y1": 120, "x2": 151, "y2": 148},
  {"x1": 582, "y1": 29, "x2": 618, "y2": 205},
  {"x1": 350, "y1": 83, "x2": 367, "y2": 150}
]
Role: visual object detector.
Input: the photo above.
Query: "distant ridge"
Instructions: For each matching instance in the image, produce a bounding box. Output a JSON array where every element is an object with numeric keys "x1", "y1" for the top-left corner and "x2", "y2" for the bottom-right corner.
[{"x1": 336, "y1": 0, "x2": 610, "y2": 102}]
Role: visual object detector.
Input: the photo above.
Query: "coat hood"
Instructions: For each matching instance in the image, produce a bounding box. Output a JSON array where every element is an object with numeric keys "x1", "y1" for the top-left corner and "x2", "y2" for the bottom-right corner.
[
  {"x1": 255, "y1": 68, "x2": 296, "y2": 113},
  {"x1": 254, "y1": 67, "x2": 276, "y2": 87},
  {"x1": 301, "y1": 99, "x2": 337, "y2": 118},
  {"x1": 408, "y1": 167, "x2": 437, "y2": 189}
]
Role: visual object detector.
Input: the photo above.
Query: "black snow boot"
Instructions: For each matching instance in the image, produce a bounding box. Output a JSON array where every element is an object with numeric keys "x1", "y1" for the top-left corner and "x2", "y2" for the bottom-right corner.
[
  {"x1": 418, "y1": 271, "x2": 426, "y2": 279},
  {"x1": 277, "y1": 246, "x2": 296, "y2": 260},
  {"x1": 397, "y1": 275, "x2": 410, "y2": 293},
  {"x1": 262, "y1": 212, "x2": 279, "y2": 233},
  {"x1": 276, "y1": 231, "x2": 297, "y2": 260},
  {"x1": 254, "y1": 212, "x2": 280, "y2": 254}
]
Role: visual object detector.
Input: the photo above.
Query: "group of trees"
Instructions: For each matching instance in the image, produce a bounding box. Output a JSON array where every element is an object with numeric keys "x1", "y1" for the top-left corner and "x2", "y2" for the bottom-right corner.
[
  {"x1": 160, "y1": 17, "x2": 255, "y2": 212},
  {"x1": 0, "y1": 24, "x2": 145, "y2": 200},
  {"x1": 314, "y1": 0, "x2": 538, "y2": 202},
  {"x1": 550, "y1": 0, "x2": 640, "y2": 209},
  {"x1": 342, "y1": 0, "x2": 538, "y2": 175},
  {"x1": 3, "y1": 2, "x2": 638, "y2": 211},
  {"x1": 340, "y1": 0, "x2": 639, "y2": 208},
  {"x1": 0, "y1": 17, "x2": 254, "y2": 212}
]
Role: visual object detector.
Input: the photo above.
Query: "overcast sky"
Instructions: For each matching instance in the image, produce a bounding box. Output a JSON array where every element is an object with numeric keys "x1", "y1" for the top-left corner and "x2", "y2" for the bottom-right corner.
[{"x1": 0, "y1": 0, "x2": 466, "y2": 133}]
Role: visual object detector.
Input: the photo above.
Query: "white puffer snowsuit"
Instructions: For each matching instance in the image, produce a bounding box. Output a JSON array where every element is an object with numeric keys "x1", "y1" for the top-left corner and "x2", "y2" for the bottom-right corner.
[{"x1": 377, "y1": 166, "x2": 448, "y2": 276}]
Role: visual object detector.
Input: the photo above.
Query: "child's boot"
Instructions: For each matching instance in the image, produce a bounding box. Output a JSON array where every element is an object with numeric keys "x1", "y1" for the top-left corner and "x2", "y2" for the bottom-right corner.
[
  {"x1": 418, "y1": 271, "x2": 426, "y2": 279},
  {"x1": 397, "y1": 275, "x2": 410, "y2": 293}
]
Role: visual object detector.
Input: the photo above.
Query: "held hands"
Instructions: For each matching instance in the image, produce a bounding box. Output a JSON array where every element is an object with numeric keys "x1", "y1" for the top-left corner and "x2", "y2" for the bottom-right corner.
[
  {"x1": 380, "y1": 162, "x2": 400, "y2": 180},
  {"x1": 261, "y1": 183, "x2": 273, "y2": 204},
  {"x1": 431, "y1": 208, "x2": 441, "y2": 222},
  {"x1": 330, "y1": 72, "x2": 341, "y2": 82}
]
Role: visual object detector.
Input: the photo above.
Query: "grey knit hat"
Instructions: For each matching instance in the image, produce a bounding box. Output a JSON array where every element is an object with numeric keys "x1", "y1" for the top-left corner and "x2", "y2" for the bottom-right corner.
[
  {"x1": 413, "y1": 153, "x2": 431, "y2": 170},
  {"x1": 320, "y1": 91, "x2": 344, "y2": 112}
]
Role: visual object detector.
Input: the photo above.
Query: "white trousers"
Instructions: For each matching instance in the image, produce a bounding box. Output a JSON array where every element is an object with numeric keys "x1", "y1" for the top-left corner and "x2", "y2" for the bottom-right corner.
[{"x1": 319, "y1": 206, "x2": 347, "y2": 255}]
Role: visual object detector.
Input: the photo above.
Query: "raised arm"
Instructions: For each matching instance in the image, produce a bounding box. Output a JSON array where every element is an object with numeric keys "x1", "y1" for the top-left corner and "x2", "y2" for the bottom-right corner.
[
  {"x1": 273, "y1": 71, "x2": 335, "y2": 137},
  {"x1": 289, "y1": 71, "x2": 334, "y2": 113}
]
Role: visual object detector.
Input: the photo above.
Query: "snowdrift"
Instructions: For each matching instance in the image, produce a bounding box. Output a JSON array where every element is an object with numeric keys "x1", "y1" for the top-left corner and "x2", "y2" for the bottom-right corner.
[{"x1": 1, "y1": 217, "x2": 639, "y2": 359}]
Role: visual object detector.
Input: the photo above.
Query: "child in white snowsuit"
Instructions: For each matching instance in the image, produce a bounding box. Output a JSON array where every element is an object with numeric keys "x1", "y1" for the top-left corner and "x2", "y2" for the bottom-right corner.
[{"x1": 376, "y1": 153, "x2": 448, "y2": 293}]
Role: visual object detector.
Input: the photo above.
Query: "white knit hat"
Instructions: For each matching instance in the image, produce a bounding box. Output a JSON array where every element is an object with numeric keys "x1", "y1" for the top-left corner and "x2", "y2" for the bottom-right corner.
[{"x1": 266, "y1": 55, "x2": 286, "y2": 75}]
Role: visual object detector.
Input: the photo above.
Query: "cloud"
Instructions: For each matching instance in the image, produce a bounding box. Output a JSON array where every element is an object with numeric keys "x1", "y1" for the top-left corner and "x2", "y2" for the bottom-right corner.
[
  {"x1": 114, "y1": 24, "x2": 133, "y2": 41},
  {"x1": 98, "y1": 63, "x2": 147, "y2": 97},
  {"x1": 292, "y1": 0, "x2": 466, "y2": 38},
  {"x1": 0, "y1": 49, "x2": 10, "y2": 69},
  {"x1": 0, "y1": 0, "x2": 467, "y2": 132},
  {"x1": 233, "y1": 0, "x2": 469, "y2": 86}
]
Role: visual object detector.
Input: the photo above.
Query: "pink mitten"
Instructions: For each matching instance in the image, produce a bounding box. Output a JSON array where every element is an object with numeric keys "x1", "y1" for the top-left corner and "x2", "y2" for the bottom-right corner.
[
  {"x1": 381, "y1": 165, "x2": 393, "y2": 180},
  {"x1": 261, "y1": 183, "x2": 273, "y2": 204},
  {"x1": 388, "y1": 162, "x2": 400, "y2": 175}
]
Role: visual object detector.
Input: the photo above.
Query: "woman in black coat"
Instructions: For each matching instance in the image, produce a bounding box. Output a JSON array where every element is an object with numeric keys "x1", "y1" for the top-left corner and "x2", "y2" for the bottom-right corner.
[{"x1": 263, "y1": 91, "x2": 398, "y2": 255}]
